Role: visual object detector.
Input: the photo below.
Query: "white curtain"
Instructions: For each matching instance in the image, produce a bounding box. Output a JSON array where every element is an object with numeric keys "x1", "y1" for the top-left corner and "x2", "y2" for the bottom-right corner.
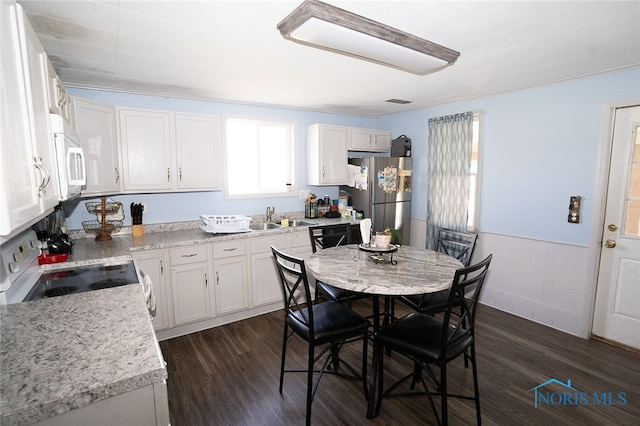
[{"x1": 426, "y1": 112, "x2": 474, "y2": 249}]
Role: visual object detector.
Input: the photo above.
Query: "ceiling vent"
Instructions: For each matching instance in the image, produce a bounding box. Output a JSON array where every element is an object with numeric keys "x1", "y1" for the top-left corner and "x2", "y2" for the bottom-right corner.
[{"x1": 385, "y1": 99, "x2": 413, "y2": 105}]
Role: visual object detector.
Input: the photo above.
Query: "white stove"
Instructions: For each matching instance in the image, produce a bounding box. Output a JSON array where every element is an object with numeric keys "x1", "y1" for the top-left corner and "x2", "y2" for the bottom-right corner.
[{"x1": 0, "y1": 230, "x2": 152, "y2": 311}]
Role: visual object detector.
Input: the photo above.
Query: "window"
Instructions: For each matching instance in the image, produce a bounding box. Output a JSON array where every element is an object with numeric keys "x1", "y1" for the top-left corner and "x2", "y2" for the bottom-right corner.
[
  {"x1": 224, "y1": 116, "x2": 295, "y2": 198},
  {"x1": 426, "y1": 111, "x2": 480, "y2": 249}
]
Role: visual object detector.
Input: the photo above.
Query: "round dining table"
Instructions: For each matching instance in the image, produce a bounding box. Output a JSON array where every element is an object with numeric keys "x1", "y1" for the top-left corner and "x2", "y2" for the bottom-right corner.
[{"x1": 306, "y1": 244, "x2": 463, "y2": 418}]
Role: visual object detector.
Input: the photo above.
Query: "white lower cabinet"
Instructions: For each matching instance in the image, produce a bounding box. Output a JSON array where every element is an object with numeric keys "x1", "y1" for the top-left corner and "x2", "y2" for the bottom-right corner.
[
  {"x1": 250, "y1": 234, "x2": 288, "y2": 307},
  {"x1": 151, "y1": 229, "x2": 323, "y2": 339},
  {"x1": 132, "y1": 249, "x2": 172, "y2": 331},
  {"x1": 289, "y1": 230, "x2": 315, "y2": 301},
  {"x1": 212, "y1": 240, "x2": 249, "y2": 315},
  {"x1": 170, "y1": 244, "x2": 212, "y2": 326}
]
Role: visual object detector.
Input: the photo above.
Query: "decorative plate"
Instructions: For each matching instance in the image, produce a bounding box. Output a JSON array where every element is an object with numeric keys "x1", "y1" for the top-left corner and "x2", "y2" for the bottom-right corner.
[{"x1": 358, "y1": 243, "x2": 399, "y2": 254}]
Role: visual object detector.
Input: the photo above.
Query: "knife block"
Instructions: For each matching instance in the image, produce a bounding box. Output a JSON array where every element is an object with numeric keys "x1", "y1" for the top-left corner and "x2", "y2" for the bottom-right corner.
[{"x1": 132, "y1": 224, "x2": 144, "y2": 237}]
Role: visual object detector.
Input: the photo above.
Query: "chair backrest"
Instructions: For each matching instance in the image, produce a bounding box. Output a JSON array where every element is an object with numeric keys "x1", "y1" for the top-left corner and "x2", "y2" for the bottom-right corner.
[
  {"x1": 308, "y1": 223, "x2": 351, "y2": 253},
  {"x1": 441, "y1": 254, "x2": 493, "y2": 358},
  {"x1": 271, "y1": 245, "x2": 315, "y2": 328},
  {"x1": 436, "y1": 228, "x2": 478, "y2": 267}
]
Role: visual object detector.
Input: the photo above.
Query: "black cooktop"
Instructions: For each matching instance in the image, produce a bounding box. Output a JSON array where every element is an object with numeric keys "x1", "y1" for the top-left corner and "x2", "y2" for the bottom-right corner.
[{"x1": 25, "y1": 261, "x2": 139, "y2": 301}]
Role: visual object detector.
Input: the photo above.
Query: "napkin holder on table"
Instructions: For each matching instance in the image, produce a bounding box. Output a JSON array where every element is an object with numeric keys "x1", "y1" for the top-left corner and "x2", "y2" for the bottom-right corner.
[{"x1": 360, "y1": 218, "x2": 371, "y2": 245}]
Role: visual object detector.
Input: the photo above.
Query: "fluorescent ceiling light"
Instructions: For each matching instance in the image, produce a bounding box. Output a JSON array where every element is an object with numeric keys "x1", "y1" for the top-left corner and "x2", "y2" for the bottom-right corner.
[{"x1": 277, "y1": 0, "x2": 460, "y2": 75}]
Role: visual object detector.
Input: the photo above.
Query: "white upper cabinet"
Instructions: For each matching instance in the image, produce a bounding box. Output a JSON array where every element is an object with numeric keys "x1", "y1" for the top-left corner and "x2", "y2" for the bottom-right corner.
[
  {"x1": 20, "y1": 7, "x2": 58, "y2": 212},
  {"x1": 45, "y1": 56, "x2": 72, "y2": 123},
  {"x1": 1, "y1": 2, "x2": 59, "y2": 237},
  {"x1": 349, "y1": 127, "x2": 391, "y2": 152},
  {"x1": 306, "y1": 123, "x2": 348, "y2": 186},
  {"x1": 119, "y1": 108, "x2": 173, "y2": 192},
  {"x1": 118, "y1": 108, "x2": 220, "y2": 193},
  {"x1": 73, "y1": 98, "x2": 121, "y2": 196},
  {"x1": 175, "y1": 113, "x2": 221, "y2": 190},
  {"x1": 0, "y1": 1, "x2": 41, "y2": 236}
]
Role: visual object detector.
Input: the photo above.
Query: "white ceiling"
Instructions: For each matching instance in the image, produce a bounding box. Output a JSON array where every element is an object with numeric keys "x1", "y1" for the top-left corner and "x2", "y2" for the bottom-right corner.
[{"x1": 18, "y1": 0, "x2": 640, "y2": 117}]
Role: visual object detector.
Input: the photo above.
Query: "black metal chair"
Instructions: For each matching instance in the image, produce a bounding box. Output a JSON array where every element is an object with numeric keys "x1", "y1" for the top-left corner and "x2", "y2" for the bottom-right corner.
[
  {"x1": 372, "y1": 254, "x2": 493, "y2": 425},
  {"x1": 271, "y1": 246, "x2": 370, "y2": 426},
  {"x1": 308, "y1": 224, "x2": 368, "y2": 307},
  {"x1": 397, "y1": 228, "x2": 479, "y2": 315}
]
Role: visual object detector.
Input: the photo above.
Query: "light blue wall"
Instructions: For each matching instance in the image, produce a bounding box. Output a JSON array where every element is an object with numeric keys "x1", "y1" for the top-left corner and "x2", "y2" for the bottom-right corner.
[
  {"x1": 379, "y1": 68, "x2": 640, "y2": 246},
  {"x1": 64, "y1": 89, "x2": 377, "y2": 230}
]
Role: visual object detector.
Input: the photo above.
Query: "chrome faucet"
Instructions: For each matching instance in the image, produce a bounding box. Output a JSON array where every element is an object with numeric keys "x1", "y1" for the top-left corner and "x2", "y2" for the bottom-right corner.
[{"x1": 266, "y1": 206, "x2": 275, "y2": 223}]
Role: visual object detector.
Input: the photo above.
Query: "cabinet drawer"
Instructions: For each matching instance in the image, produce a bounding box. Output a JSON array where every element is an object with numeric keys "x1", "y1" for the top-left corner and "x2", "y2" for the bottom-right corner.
[
  {"x1": 250, "y1": 234, "x2": 288, "y2": 254},
  {"x1": 213, "y1": 240, "x2": 246, "y2": 259},
  {"x1": 170, "y1": 244, "x2": 208, "y2": 265},
  {"x1": 290, "y1": 230, "x2": 312, "y2": 248}
]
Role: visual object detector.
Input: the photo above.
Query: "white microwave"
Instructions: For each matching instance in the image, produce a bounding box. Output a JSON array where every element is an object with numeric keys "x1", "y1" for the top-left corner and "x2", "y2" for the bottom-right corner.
[{"x1": 50, "y1": 114, "x2": 86, "y2": 200}]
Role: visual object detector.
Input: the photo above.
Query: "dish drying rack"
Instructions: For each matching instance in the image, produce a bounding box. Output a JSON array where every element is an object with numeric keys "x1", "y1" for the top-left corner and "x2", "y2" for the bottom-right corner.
[
  {"x1": 82, "y1": 196, "x2": 124, "y2": 241},
  {"x1": 200, "y1": 215, "x2": 251, "y2": 234}
]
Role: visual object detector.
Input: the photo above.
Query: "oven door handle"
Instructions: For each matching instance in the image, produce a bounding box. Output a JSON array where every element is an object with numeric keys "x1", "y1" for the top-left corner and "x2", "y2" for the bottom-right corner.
[{"x1": 138, "y1": 267, "x2": 156, "y2": 317}]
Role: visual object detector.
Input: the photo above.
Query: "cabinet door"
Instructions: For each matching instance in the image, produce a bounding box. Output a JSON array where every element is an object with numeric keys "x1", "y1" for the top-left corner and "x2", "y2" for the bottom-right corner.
[
  {"x1": 133, "y1": 250, "x2": 171, "y2": 331},
  {"x1": 0, "y1": 1, "x2": 41, "y2": 236},
  {"x1": 250, "y1": 235, "x2": 288, "y2": 307},
  {"x1": 73, "y1": 98, "x2": 120, "y2": 195},
  {"x1": 214, "y1": 256, "x2": 249, "y2": 315},
  {"x1": 175, "y1": 114, "x2": 220, "y2": 190},
  {"x1": 349, "y1": 127, "x2": 391, "y2": 152},
  {"x1": 119, "y1": 109, "x2": 172, "y2": 191},
  {"x1": 20, "y1": 9, "x2": 57, "y2": 210},
  {"x1": 373, "y1": 130, "x2": 391, "y2": 152},
  {"x1": 171, "y1": 262, "x2": 211, "y2": 325},
  {"x1": 307, "y1": 124, "x2": 347, "y2": 185},
  {"x1": 350, "y1": 127, "x2": 374, "y2": 151}
]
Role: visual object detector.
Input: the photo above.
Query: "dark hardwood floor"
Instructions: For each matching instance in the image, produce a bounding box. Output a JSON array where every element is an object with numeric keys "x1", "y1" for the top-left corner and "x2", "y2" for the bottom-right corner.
[{"x1": 159, "y1": 300, "x2": 640, "y2": 425}]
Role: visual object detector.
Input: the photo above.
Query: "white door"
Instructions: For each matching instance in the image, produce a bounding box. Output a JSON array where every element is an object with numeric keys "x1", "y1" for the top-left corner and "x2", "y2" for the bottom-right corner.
[{"x1": 592, "y1": 105, "x2": 640, "y2": 350}]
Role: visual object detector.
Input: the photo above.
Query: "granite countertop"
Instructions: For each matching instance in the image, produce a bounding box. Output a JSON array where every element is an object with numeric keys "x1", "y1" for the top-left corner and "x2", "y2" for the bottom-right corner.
[
  {"x1": 68, "y1": 215, "x2": 361, "y2": 263},
  {"x1": 0, "y1": 285, "x2": 166, "y2": 425},
  {"x1": 0, "y1": 214, "x2": 359, "y2": 424}
]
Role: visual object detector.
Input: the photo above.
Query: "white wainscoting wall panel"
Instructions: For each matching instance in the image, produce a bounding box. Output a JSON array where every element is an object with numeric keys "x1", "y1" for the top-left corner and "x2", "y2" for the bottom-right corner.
[{"x1": 473, "y1": 232, "x2": 592, "y2": 338}]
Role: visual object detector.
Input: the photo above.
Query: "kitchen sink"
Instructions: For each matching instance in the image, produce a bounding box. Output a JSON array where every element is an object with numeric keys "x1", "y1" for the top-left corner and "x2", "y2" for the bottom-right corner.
[
  {"x1": 249, "y1": 222, "x2": 282, "y2": 230},
  {"x1": 289, "y1": 220, "x2": 318, "y2": 227}
]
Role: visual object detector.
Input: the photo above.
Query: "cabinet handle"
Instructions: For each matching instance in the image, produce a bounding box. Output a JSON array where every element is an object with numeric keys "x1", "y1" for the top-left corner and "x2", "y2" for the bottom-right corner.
[
  {"x1": 223, "y1": 248, "x2": 237, "y2": 252},
  {"x1": 179, "y1": 167, "x2": 182, "y2": 181},
  {"x1": 322, "y1": 166, "x2": 325, "y2": 178},
  {"x1": 33, "y1": 157, "x2": 51, "y2": 197},
  {"x1": 205, "y1": 273, "x2": 208, "y2": 287},
  {"x1": 181, "y1": 253, "x2": 197, "y2": 258},
  {"x1": 160, "y1": 260, "x2": 164, "y2": 275},
  {"x1": 216, "y1": 271, "x2": 219, "y2": 286},
  {"x1": 369, "y1": 134, "x2": 372, "y2": 145},
  {"x1": 115, "y1": 167, "x2": 120, "y2": 184},
  {"x1": 167, "y1": 168, "x2": 171, "y2": 182}
]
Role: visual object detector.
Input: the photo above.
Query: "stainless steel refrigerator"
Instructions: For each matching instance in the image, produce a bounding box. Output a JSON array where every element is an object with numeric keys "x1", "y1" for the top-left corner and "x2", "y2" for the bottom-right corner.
[{"x1": 341, "y1": 157, "x2": 412, "y2": 245}]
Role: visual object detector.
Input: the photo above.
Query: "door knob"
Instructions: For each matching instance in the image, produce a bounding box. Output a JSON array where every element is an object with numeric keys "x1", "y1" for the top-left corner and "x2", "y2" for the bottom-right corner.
[
  {"x1": 605, "y1": 239, "x2": 616, "y2": 248},
  {"x1": 608, "y1": 224, "x2": 618, "y2": 231}
]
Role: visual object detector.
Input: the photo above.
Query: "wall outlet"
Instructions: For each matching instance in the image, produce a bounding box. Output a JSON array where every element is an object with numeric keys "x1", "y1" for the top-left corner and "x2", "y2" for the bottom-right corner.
[{"x1": 141, "y1": 202, "x2": 147, "y2": 214}]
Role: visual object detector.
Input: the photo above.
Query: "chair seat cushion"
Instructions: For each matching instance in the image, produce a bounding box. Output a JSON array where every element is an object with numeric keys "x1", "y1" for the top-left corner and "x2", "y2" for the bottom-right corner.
[
  {"x1": 401, "y1": 289, "x2": 455, "y2": 314},
  {"x1": 288, "y1": 301, "x2": 369, "y2": 345},
  {"x1": 317, "y1": 281, "x2": 350, "y2": 300},
  {"x1": 376, "y1": 312, "x2": 472, "y2": 362}
]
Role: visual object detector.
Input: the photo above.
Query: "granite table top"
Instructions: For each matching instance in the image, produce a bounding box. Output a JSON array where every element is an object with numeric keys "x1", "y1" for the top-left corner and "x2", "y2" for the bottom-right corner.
[
  {"x1": 0, "y1": 284, "x2": 167, "y2": 425},
  {"x1": 307, "y1": 245, "x2": 463, "y2": 296}
]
